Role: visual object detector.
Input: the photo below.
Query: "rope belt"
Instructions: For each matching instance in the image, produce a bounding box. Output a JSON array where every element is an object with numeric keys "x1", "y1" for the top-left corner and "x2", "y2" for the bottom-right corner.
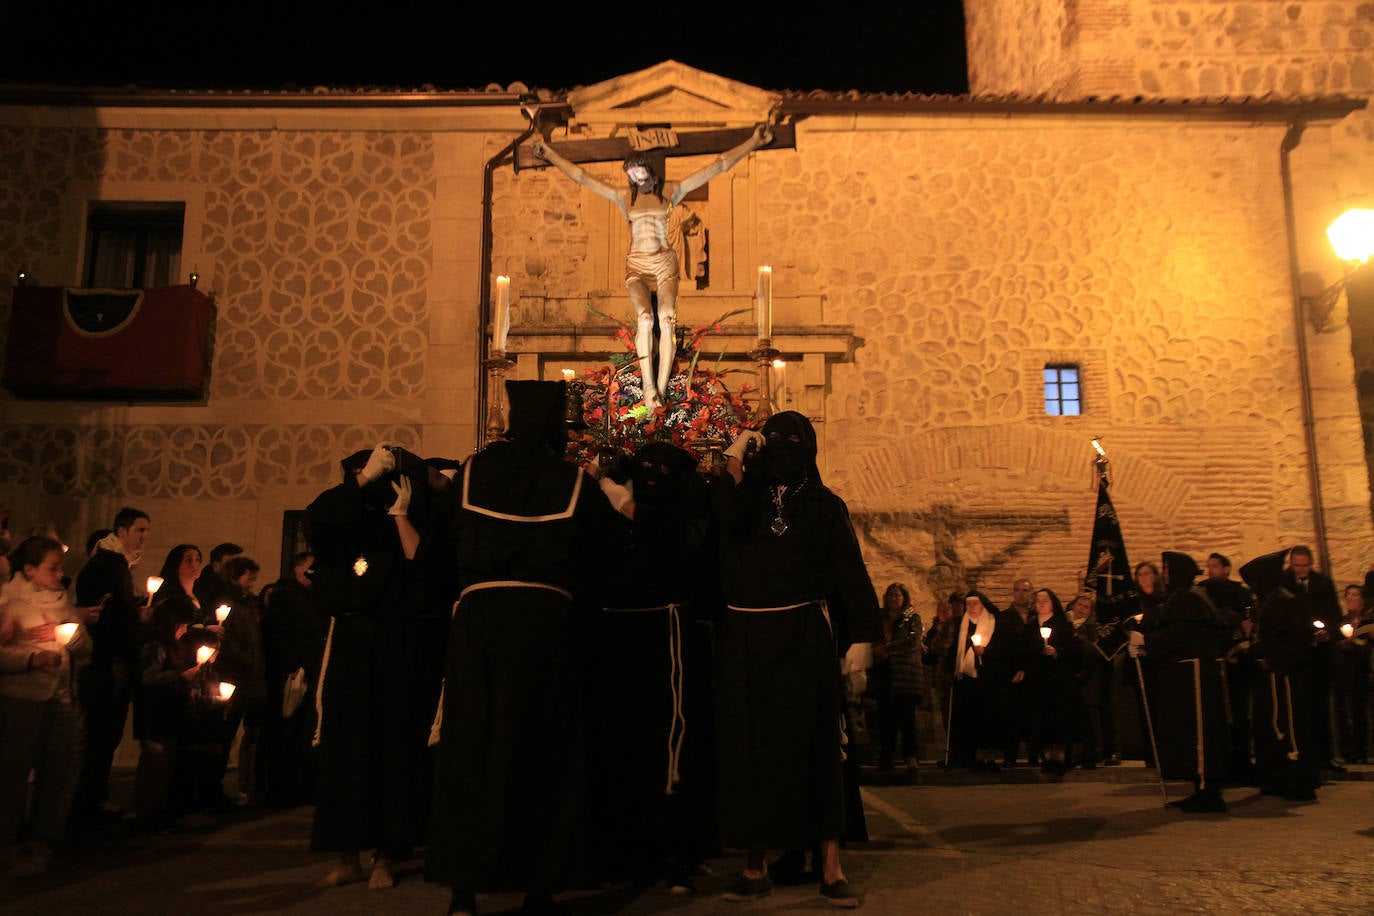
[
  {"x1": 428, "y1": 580, "x2": 574, "y2": 748},
  {"x1": 605, "y1": 602, "x2": 688, "y2": 795},
  {"x1": 311, "y1": 617, "x2": 336, "y2": 748}
]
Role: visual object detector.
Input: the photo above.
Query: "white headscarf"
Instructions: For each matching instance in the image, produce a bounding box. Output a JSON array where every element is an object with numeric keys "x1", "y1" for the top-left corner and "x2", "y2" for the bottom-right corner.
[{"x1": 954, "y1": 596, "x2": 997, "y2": 678}]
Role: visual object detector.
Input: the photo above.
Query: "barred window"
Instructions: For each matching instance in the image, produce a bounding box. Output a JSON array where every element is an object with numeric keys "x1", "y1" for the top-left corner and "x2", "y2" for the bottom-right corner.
[{"x1": 1043, "y1": 364, "x2": 1082, "y2": 416}]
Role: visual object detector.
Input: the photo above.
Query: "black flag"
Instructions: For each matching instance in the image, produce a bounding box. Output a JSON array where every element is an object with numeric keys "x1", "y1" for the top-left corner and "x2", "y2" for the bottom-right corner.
[{"x1": 1084, "y1": 477, "x2": 1136, "y2": 659}]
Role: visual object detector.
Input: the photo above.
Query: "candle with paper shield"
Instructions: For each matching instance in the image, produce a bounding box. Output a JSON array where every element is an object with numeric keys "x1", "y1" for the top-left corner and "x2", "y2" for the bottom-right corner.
[
  {"x1": 1342, "y1": 623, "x2": 1355, "y2": 638},
  {"x1": 196, "y1": 645, "x2": 215, "y2": 666},
  {"x1": 215, "y1": 604, "x2": 231, "y2": 624},
  {"x1": 55, "y1": 623, "x2": 78, "y2": 645},
  {"x1": 218, "y1": 682, "x2": 237, "y2": 701},
  {"x1": 1039, "y1": 626, "x2": 1052, "y2": 643},
  {"x1": 970, "y1": 633, "x2": 983, "y2": 648},
  {"x1": 1314, "y1": 620, "x2": 1326, "y2": 630},
  {"x1": 146, "y1": 577, "x2": 163, "y2": 605}
]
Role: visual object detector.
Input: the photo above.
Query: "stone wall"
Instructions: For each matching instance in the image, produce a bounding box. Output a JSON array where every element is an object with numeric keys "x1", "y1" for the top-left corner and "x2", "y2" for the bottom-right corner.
[
  {"x1": 0, "y1": 126, "x2": 438, "y2": 576},
  {"x1": 494, "y1": 114, "x2": 1374, "y2": 609}
]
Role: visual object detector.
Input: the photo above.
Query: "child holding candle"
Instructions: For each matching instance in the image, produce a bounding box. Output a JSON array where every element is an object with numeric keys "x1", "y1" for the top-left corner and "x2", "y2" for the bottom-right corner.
[{"x1": 0, "y1": 536, "x2": 95, "y2": 876}]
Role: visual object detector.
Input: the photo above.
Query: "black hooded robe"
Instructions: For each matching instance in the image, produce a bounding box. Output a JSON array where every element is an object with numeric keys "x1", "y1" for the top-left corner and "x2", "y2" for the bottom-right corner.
[
  {"x1": 426, "y1": 381, "x2": 618, "y2": 900},
  {"x1": 591, "y1": 443, "x2": 718, "y2": 878},
  {"x1": 1140, "y1": 554, "x2": 1232, "y2": 788},
  {"x1": 711, "y1": 412, "x2": 883, "y2": 850},
  {"x1": 1243, "y1": 551, "x2": 1319, "y2": 799},
  {"x1": 307, "y1": 448, "x2": 449, "y2": 860}
]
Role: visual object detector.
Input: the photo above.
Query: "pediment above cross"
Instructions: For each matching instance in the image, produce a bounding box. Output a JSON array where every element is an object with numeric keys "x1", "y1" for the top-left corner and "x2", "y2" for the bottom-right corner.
[{"x1": 565, "y1": 60, "x2": 779, "y2": 134}]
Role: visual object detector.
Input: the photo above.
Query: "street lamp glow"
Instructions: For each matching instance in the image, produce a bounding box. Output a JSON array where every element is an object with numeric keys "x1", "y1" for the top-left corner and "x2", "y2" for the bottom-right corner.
[{"x1": 1326, "y1": 208, "x2": 1374, "y2": 264}]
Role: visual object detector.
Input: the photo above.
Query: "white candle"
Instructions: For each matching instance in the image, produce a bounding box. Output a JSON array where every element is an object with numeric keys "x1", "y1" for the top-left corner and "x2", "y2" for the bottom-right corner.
[
  {"x1": 1132, "y1": 614, "x2": 1144, "y2": 622},
  {"x1": 493, "y1": 275, "x2": 511, "y2": 352},
  {"x1": 1342, "y1": 623, "x2": 1354, "y2": 638},
  {"x1": 55, "y1": 623, "x2": 78, "y2": 645},
  {"x1": 756, "y1": 266, "x2": 773, "y2": 341},
  {"x1": 215, "y1": 604, "x2": 231, "y2": 624},
  {"x1": 196, "y1": 645, "x2": 214, "y2": 665},
  {"x1": 146, "y1": 576, "x2": 164, "y2": 598},
  {"x1": 218, "y1": 682, "x2": 236, "y2": 701},
  {"x1": 1039, "y1": 626, "x2": 1052, "y2": 642},
  {"x1": 970, "y1": 633, "x2": 983, "y2": 648}
]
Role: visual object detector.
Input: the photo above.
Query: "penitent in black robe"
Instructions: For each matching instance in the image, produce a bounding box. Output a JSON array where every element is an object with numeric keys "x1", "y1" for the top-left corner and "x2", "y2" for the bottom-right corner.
[
  {"x1": 593, "y1": 465, "x2": 718, "y2": 878},
  {"x1": 712, "y1": 473, "x2": 883, "y2": 850},
  {"x1": 1141, "y1": 586, "x2": 1233, "y2": 787},
  {"x1": 426, "y1": 437, "x2": 617, "y2": 898},
  {"x1": 1250, "y1": 586, "x2": 1320, "y2": 798},
  {"x1": 306, "y1": 454, "x2": 449, "y2": 860}
]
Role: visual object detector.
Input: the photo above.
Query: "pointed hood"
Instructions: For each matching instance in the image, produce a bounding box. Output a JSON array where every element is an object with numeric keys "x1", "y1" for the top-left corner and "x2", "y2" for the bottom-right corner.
[{"x1": 1240, "y1": 549, "x2": 1290, "y2": 603}]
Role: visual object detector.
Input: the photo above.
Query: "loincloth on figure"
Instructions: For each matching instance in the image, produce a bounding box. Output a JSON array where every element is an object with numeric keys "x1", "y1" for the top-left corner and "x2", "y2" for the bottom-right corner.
[{"x1": 625, "y1": 249, "x2": 679, "y2": 290}]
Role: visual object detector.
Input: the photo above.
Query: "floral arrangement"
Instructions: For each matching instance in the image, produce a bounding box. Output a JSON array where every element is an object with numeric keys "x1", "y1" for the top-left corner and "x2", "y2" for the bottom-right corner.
[{"x1": 568, "y1": 306, "x2": 756, "y2": 464}]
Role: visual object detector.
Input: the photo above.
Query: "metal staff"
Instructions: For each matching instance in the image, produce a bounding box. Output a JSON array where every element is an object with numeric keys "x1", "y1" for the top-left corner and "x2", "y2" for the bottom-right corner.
[
  {"x1": 943, "y1": 679, "x2": 957, "y2": 768},
  {"x1": 1134, "y1": 653, "x2": 1169, "y2": 807}
]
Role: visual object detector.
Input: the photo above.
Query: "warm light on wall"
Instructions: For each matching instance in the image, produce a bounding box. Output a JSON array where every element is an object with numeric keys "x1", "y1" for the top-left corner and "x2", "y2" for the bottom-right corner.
[{"x1": 1327, "y1": 208, "x2": 1374, "y2": 264}]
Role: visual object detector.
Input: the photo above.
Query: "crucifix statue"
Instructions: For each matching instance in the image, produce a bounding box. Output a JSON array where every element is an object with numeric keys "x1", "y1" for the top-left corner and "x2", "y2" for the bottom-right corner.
[{"x1": 530, "y1": 123, "x2": 773, "y2": 410}]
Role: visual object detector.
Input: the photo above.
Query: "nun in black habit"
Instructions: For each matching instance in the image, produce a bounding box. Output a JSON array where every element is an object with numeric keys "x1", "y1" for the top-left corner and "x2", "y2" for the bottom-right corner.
[
  {"x1": 306, "y1": 444, "x2": 450, "y2": 889},
  {"x1": 711, "y1": 411, "x2": 882, "y2": 908},
  {"x1": 1128, "y1": 551, "x2": 1234, "y2": 813},
  {"x1": 589, "y1": 441, "x2": 717, "y2": 892},
  {"x1": 426, "y1": 381, "x2": 618, "y2": 916},
  {"x1": 947, "y1": 590, "x2": 1027, "y2": 771},
  {"x1": 1241, "y1": 549, "x2": 1319, "y2": 801}
]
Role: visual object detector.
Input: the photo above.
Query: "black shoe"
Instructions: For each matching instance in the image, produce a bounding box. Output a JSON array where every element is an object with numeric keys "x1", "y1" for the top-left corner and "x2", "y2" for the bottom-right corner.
[
  {"x1": 1322, "y1": 760, "x2": 1348, "y2": 774},
  {"x1": 721, "y1": 874, "x2": 774, "y2": 902},
  {"x1": 820, "y1": 879, "x2": 862, "y2": 909}
]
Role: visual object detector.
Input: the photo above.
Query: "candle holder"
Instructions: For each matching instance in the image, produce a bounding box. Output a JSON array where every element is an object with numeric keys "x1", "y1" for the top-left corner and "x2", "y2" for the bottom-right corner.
[
  {"x1": 564, "y1": 379, "x2": 588, "y2": 430},
  {"x1": 482, "y1": 350, "x2": 516, "y2": 445},
  {"x1": 748, "y1": 338, "x2": 781, "y2": 424}
]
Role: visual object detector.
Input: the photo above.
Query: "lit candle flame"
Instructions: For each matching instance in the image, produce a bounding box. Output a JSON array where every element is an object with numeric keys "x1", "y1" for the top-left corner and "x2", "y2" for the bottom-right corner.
[
  {"x1": 196, "y1": 645, "x2": 214, "y2": 665},
  {"x1": 1313, "y1": 620, "x2": 1326, "y2": 629},
  {"x1": 353, "y1": 556, "x2": 369, "y2": 577},
  {"x1": 971, "y1": 633, "x2": 983, "y2": 647},
  {"x1": 55, "y1": 623, "x2": 78, "y2": 645},
  {"x1": 561, "y1": 368, "x2": 575, "y2": 381},
  {"x1": 1132, "y1": 614, "x2": 1144, "y2": 622},
  {"x1": 215, "y1": 604, "x2": 231, "y2": 624},
  {"x1": 218, "y1": 682, "x2": 236, "y2": 701},
  {"x1": 146, "y1": 576, "x2": 164, "y2": 596},
  {"x1": 1039, "y1": 626, "x2": 1052, "y2": 641},
  {"x1": 1342, "y1": 623, "x2": 1355, "y2": 638}
]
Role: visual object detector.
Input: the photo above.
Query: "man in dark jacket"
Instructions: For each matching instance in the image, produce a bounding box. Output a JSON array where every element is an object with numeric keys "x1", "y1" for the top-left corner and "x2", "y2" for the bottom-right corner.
[
  {"x1": 73, "y1": 506, "x2": 151, "y2": 819},
  {"x1": 1282, "y1": 545, "x2": 1343, "y2": 772}
]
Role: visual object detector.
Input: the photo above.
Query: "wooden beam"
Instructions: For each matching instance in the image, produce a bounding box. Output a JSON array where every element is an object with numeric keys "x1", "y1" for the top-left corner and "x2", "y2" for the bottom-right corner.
[{"x1": 514, "y1": 122, "x2": 795, "y2": 170}]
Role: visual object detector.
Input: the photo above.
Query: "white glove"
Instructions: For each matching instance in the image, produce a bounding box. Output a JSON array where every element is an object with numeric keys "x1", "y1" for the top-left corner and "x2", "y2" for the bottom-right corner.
[
  {"x1": 724, "y1": 430, "x2": 764, "y2": 462},
  {"x1": 842, "y1": 641, "x2": 874, "y2": 675},
  {"x1": 599, "y1": 476, "x2": 634, "y2": 517},
  {"x1": 389, "y1": 476, "x2": 412, "y2": 516},
  {"x1": 360, "y1": 443, "x2": 396, "y2": 482}
]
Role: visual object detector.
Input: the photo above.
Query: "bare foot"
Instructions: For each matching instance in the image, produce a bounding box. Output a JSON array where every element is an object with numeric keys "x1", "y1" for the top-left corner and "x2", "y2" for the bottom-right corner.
[
  {"x1": 315, "y1": 864, "x2": 365, "y2": 888},
  {"x1": 369, "y1": 861, "x2": 395, "y2": 890}
]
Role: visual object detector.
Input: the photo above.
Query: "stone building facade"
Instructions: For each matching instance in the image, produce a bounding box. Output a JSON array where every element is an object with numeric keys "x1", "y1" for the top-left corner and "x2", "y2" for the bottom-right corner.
[{"x1": 2, "y1": 37, "x2": 1373, "y2": 611}]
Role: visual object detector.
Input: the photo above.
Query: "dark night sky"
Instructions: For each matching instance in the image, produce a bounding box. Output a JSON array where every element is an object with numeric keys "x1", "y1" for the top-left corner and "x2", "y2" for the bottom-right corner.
[{"x1": 3, "y1": 2, "x2": 969, "y2": 95}]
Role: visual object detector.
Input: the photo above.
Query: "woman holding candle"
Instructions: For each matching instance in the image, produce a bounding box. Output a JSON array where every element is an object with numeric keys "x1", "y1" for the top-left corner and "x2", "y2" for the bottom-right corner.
[
  {"x1": 532, "y1": 124, "x2": 772, "y2": 410},
  {"x1": 1022, "y1": 588, "x2": 1085, "y2": 776},
  {"x1": 134, "y1": 544, "x2": 221, "y2": 829},
  {"x1": 947, "y1": 591, "x2": 1027, "y2": 772},
  {"x1": 0, "y1": 536, "x2": 95, "y2": 876},
  {"x1": 1335, "y1": 584, "x2": 1373, "y2": 764}
]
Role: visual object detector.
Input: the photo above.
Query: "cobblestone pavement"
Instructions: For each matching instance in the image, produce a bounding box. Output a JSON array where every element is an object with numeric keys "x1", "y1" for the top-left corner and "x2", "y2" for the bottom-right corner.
[{"x1": 3, "y1": 767, "x2": 1371, "y2": 914}]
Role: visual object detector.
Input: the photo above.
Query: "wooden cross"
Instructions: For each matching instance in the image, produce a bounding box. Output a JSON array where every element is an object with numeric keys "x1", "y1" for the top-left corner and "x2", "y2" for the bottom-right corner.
[{"x1": 514, "y1": 122, "x2": 795, "y2": 171}]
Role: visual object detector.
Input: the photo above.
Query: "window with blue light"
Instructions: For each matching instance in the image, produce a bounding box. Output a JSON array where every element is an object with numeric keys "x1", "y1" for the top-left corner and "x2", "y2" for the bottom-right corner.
[{"x1": 1043, "y1": 364, "x2": 1081, "y2": 416}]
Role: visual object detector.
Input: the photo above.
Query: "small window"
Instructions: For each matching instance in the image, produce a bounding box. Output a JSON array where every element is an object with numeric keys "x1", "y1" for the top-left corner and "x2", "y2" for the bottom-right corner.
[
  {"x1": 1043, "y1": 364, "x2": 1082, "y2": 416},
  {"x1": 84, "y1": 201, "x2": 185, "y2": 289}
]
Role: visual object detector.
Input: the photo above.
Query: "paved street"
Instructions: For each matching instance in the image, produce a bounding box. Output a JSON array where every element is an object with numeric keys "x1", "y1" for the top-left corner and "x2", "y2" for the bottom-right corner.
[{"x1": 3, "y1": 767, "x2": 1371, "y2": 914}]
